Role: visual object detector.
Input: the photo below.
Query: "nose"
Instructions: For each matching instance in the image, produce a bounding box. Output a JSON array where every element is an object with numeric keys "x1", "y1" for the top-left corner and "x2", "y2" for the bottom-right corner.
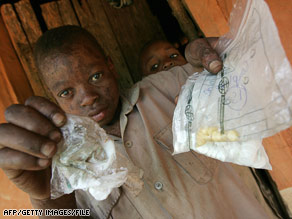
[
  {"x1": 79, "y1": 86, "x2": 99, "y2": 107},
  {"x1": 163, "y1": 61, "x2": 174, "y2": 70}
]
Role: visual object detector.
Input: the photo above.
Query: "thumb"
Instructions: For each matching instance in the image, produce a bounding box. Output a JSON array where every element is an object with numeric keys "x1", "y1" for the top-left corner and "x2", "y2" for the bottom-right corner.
[{"x1": 185, "y1": 38, "x2": 222, "y2": 74}]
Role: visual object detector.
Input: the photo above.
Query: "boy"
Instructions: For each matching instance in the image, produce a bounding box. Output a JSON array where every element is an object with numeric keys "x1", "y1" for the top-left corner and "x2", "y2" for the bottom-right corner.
[
  {"x1": 139, "y1": 38, "x2": 221, "y2": 77},
  {"x1": 0, "y1": 26, "x2": 275, "y2": 218},
  {"x1": 139, "y1": 40, "x2": 187, "y2": 76}
]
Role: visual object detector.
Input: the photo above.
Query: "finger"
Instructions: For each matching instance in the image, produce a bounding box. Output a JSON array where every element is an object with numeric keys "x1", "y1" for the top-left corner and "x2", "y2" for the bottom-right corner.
[
  {"x1": 0, "y1": 123, "x2": 57, "y2": 158},
  {"x1": 194, "y1": 38, "x2": 222, "y2": 73},
  {"x1": 0, "y1": 147, "x2": 50, "y2": 170},
  {"x1": 25, "y1": 96, "x2": 66, "y2": 127},
  {"x1": 185, "y1": 38, "x2": 223, "y2": 74},
  {"x1": 5, "y1": 104, "x2": 62, "y2": 142}
]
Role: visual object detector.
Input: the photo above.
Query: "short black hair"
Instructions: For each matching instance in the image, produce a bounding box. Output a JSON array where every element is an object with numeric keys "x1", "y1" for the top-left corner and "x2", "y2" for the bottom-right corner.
[
  {"x1": 34, "y1": 25, "x2": 104, "y2": 71},
  {"x1": 138, "y1": 39, "x2": 172, "y2": 74}
]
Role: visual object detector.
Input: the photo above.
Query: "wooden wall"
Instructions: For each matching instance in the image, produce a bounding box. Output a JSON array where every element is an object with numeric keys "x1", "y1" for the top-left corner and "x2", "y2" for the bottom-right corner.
[{"x1": 0, "y1": 14, "x2": 33, "y2": 123}]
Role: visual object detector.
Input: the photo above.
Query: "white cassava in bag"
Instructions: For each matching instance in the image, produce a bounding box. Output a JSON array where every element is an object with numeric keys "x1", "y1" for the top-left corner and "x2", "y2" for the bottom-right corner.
[
  {"x1": 173, "y1": 0, "x2": 292, "y2": 169},
  {"x1": 51, "y1": 114, "x2": 128, "y2": 201}
]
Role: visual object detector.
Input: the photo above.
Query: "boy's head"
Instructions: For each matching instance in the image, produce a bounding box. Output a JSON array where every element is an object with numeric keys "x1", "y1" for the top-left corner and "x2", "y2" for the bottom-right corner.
[
  {"x1": 34, "y1": 25, "x2": 120, "y2": 127},
  {"x1": 139, "y1": 40, "x2": 187, "y2": 77}
]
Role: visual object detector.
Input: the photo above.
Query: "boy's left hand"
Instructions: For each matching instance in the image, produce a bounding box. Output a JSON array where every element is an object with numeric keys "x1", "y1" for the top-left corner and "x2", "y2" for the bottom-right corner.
[{"x1": 185, "y1": 37, "x2": 222, "y2": 74}]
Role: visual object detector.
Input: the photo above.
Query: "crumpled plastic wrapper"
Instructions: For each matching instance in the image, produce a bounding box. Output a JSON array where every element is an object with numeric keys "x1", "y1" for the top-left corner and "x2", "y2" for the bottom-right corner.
[
  {"x1": 173, "y1": 0, "x2": 292, "y2": 170},
  {"x1": 51, "y1": 114, "x2": 143, "y2": 201}
]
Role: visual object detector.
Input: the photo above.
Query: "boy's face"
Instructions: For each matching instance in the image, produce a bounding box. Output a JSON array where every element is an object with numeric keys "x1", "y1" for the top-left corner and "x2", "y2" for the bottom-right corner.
[
  {"x1": 140, "y1": 41, "x2": 187, "y2": 76},
  {"x1": 40, "y1": 42, "x2": 120, "y2": 127}
]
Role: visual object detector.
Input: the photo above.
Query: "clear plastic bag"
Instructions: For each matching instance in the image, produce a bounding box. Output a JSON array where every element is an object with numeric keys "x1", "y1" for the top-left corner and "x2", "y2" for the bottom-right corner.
[
  {"x1": 173, "y1": 0, "x2": 292, "y2": 169},
  {"x1": 51, "y1": 114, "x2": 128, "y2": 200}
]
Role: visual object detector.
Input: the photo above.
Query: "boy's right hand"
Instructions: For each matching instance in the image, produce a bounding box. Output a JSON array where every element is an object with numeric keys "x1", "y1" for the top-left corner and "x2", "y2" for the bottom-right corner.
[{"x1": 0, "y1": 96, "x2": 66, "y2": 200}]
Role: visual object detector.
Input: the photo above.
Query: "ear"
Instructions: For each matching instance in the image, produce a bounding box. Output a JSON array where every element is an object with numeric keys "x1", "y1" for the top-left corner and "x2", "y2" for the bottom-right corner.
[
  {"x1": 173, "y1": 42, "x2": 180, "y2": 49},
  {"x1": 107, "y1": 56, "x2": 119, "y2": 79},
  {"x1": 180, "y1": 36, "x2": 189, "y2": 46}
]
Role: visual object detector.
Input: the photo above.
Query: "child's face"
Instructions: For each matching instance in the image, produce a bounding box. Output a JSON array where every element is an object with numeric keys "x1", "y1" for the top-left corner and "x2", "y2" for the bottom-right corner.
[
  {"x1": 140, "y1": 41, "x2": 187, "y2": 76},
  {"x1": 40, "y1": 43, "x2": 120, "y2": 127}
]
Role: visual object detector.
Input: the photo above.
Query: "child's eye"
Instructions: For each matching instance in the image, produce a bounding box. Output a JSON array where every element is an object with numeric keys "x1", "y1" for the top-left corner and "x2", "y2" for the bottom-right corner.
[
  {"x1": 170, "y1": 53, "x2": 178, "y2": 58},
  {"x1": 89, "y1": 73, "x2": 102, "y2": 82},
  {"x1": 151, "y1": 64, "x2": 159, "y2": 72},
  {"x1": 58, "y1": 89, "x2": 73, "y2": 98}
]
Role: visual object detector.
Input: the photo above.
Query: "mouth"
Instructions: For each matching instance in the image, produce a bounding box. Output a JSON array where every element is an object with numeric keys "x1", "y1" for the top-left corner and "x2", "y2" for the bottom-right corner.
[{"x1": 88, "y1": 108, "x2": 107, "y2": 123}]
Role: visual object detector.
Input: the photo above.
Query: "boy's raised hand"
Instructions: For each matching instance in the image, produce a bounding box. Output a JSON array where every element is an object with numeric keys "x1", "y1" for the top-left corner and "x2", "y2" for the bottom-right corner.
[
  {"x1": 0, "y1": 96, "x2": 66, "y2": 200},
  {"x1": 185, "y1": 37, "x2": 223, "y2": 74}
]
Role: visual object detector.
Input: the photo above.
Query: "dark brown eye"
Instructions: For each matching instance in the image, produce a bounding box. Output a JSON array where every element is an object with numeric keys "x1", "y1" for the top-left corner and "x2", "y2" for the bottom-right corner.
[
  {"x1": 151, "y1": 64, "x2": 159, "y2": 72},
  {"x1": 90, "y1": 73, "x2": 102, "y2": 82},
  {"x1": 58, "y1": 89, "x2": 73, "y2": 98},
  {"x1": 170, "y1": 53, "x2": 178, "y2": 58}
]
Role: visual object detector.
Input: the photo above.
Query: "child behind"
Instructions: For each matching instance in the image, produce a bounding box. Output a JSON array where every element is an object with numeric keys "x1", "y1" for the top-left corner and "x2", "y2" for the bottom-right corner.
[{"x1": 139, "y1": 39, "x2": 187, "y2": 77}]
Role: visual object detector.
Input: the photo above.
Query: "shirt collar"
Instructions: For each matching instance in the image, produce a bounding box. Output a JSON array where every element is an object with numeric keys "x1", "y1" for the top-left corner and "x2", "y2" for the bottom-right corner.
[
  {"x1": 119, "y1": 83, "x2": 140, "y2": 139},
  {"x1": 120, "y1": 83, "x2": 140, "y2": 114}
]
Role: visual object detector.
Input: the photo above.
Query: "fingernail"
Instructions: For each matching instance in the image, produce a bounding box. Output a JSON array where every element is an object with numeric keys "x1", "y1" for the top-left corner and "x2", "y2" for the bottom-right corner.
[
  {"x1": 49, "y1": 130, "x2": 62, "y2": 142},
  {"x1": 209, "y1": 60, "x2": 223, "y2": 73},
  {"x1": 174, "y1": 96, "x2": 179, "y2": 105},
  {"x1": 38, "y1": 159, "x2": 50, "y2": 167},
  {"x1": 41, "y1": 142, "x2": 55, "y2": 157},
  {"x1": 52, "y1": 113, "x2": 65, "y2": 127}
]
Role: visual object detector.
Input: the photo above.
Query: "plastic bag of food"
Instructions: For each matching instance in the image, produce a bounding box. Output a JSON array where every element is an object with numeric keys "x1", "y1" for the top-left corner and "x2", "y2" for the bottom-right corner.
[
  {"x1": 172, "y1": 0, "x2": 292, "y2": 169},
  {"x1": 51, "y1": 114, "x2": 128, "y2": 200}
]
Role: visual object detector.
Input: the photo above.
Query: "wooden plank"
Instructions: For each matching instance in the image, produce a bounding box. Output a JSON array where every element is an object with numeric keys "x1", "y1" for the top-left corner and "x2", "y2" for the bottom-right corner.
[
  {"x1": 42, "y1": 0, "x2": 80, "y2": 29},
  {"x1": 0, "y1": 14, "x2": 32, "y2": 123},
  {"x1": 100, "y1": 0, "x2": 166, "y2": 82},
  {"x1": 41, "y1": 1, "x2": 63, "y2": 29},
  {"x1": 0, "y1": 58, "x2": 18, "y2": 123},
  {"x1": 217, "y1": 0, "x2": 235, "y2": 21},
  {"x1": 57, "y1": 0, "x2": 79, "y2": 26},
  {"x1": 1, "y1": 3, "x2": 48, "y2": 98},
  {"x1": 14, "y1": 0, "x2": 42, "y2": 48},
  {"x1": 182, "y1": 0, "x2": 229, "y2": 37},
  {"x1": 71, "y1": 0, "x2": 95, "y2": 26},
  {"x1": 72, "y1": 0, "x2": 133, "y2": 88},
  {"x1": 167, "y1": 0, "x2": 198, "y2": 41},
  {"x1": 0, "y1": 15, "x2": 33, "y2": 106}
]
